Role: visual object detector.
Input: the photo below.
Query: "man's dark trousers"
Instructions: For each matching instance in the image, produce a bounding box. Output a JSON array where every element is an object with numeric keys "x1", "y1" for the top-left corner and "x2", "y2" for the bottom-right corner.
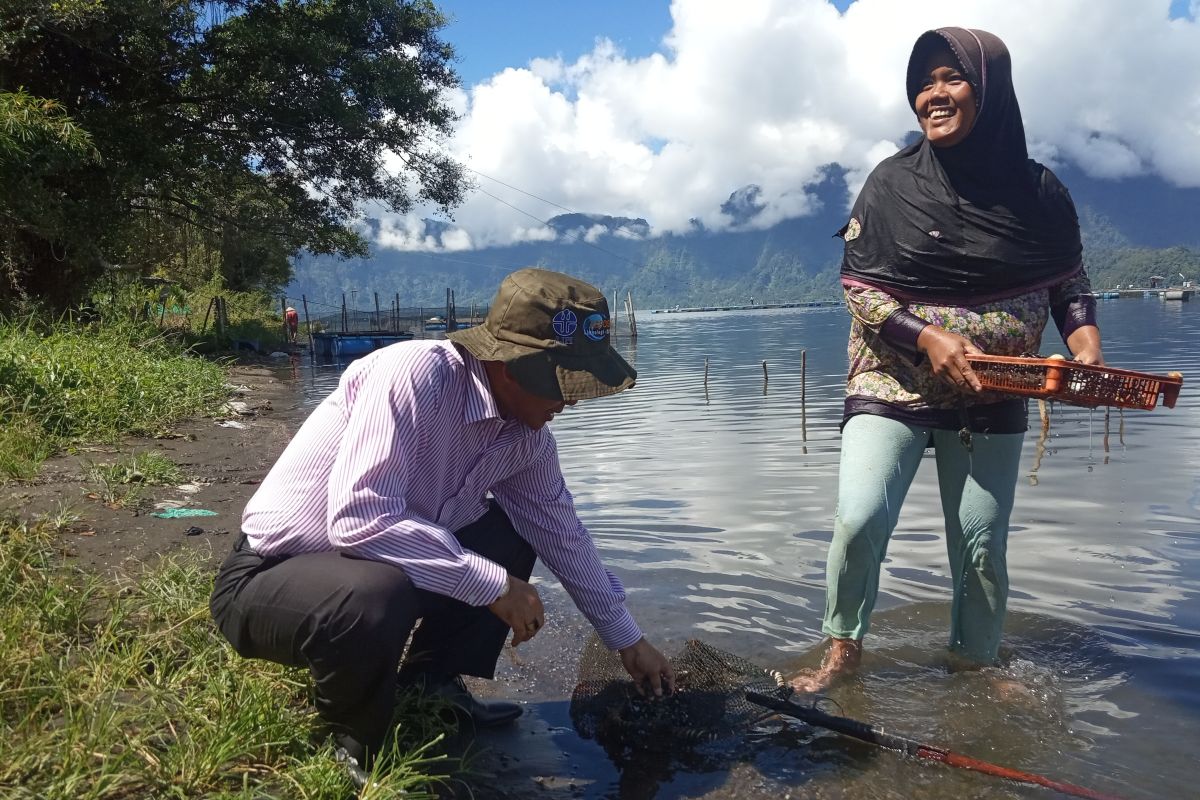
[{"x1": 209, "y1": 501, "x2": 535, "y2": 753}]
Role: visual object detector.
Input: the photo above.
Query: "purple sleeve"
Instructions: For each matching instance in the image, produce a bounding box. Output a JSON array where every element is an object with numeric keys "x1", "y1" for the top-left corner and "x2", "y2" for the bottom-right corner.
[
  {"x1": 1049, "y1": 270, "x2": 1098, "y2": 341},
  {"x1": 880, "y1": 308, "x2": 930, "y2": 364}
]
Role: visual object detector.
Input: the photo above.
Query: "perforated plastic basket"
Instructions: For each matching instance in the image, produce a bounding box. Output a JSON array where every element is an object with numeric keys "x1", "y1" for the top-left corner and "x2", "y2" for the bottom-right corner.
[{"x1": 966, "y1": 355, "x2": 1183, "y2": 410}]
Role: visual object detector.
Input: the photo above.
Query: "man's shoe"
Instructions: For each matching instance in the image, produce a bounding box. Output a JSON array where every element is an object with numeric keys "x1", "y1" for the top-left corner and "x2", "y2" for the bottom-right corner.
[
  {"x1": 418, "y1": 673, "x2": 523, "y2": 728},
  {"x1": 334, "y1": 743, "x2": 371, "y2": 790}
]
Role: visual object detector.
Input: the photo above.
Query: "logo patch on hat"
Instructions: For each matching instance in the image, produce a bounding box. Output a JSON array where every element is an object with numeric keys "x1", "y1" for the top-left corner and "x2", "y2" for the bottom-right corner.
[
  {"x1": 583, "y1": 313, "x2": 609, "y2": 341},
  {"x1": 843, "y1": 217, "x2": 861, "y2": 241},
  {"x1": 552, "y1": 308, "x2": 578, "y2": 342}
]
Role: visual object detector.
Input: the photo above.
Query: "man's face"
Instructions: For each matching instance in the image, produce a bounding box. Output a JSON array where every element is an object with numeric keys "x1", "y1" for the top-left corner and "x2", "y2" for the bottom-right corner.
[
  {"x1": 491, "y1": 365, "x2": 575, "y2": 430},
  {"x1": 915, "y1": 48, "x2": 977, "y2": 148}
]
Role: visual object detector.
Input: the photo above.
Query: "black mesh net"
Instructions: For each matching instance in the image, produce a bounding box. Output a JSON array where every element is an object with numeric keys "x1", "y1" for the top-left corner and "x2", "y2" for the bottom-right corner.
[{"x1": 569, "y1": 634, "x2": 793, "y2": 752}]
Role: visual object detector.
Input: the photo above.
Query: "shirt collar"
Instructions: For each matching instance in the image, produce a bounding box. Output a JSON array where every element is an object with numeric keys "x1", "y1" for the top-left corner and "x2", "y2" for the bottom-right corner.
[{"x1": 457, "y1": 344, "x2": 503, "y2": 424}]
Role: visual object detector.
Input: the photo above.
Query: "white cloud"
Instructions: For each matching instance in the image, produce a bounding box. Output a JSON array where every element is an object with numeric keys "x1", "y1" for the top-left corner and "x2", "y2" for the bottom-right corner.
[{"x1": 381, "y1": 0, "x2": 1200, "y2": 251}]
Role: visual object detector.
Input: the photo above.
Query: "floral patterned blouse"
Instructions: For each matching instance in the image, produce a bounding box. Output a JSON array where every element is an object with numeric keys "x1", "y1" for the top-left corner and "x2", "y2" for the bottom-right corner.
[{"x1": 843, "y1": 270, "x2": 1094, "y2": 425}]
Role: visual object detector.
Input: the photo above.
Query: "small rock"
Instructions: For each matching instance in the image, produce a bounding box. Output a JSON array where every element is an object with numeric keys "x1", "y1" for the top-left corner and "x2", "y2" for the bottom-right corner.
[{"x1": 184, "y1": 526, "x2": 205, "y2": 536}]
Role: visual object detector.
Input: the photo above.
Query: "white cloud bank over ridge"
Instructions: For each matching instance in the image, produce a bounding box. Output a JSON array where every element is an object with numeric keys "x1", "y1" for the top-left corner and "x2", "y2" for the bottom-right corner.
[{"x1": 379, "y1": 0, "x2": 1200, "y2": 252}]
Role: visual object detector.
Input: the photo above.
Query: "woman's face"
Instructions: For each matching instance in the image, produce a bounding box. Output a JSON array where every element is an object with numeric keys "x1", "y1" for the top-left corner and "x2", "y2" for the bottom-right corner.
[{"x1": 914, "y1": 47, "x2": 977, "y2": 148}]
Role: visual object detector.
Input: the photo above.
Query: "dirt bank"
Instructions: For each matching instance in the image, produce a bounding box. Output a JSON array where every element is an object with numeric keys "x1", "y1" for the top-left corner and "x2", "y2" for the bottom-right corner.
[{"x1": 3, "y1": 365, "x2": 302, "y2": 575}]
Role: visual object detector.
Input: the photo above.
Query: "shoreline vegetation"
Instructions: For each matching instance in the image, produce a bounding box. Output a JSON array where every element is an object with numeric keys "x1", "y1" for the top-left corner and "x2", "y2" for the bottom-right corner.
[{"x1": 0, "y1": 292, "x2": 465, "y2": 798}]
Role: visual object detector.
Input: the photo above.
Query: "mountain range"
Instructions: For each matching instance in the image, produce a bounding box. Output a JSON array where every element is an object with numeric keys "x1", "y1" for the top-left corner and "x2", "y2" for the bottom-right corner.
[{"x1": 291, "y1": 164, "x2": 1200, "y2": 311}]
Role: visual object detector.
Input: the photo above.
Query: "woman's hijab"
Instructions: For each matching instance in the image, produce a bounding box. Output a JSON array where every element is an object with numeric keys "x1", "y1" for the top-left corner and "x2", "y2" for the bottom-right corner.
[{"x1": 840, "y1": 27, "x2": 1083, "y2": 304}]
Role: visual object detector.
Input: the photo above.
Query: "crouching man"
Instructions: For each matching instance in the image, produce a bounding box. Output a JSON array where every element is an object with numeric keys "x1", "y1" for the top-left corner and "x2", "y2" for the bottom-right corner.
[{"x1": 210, "y1": 268, "x2": 674, "y2": 786}]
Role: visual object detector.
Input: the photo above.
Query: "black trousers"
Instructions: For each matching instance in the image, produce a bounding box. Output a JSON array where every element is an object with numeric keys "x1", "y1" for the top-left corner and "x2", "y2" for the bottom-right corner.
[{"x1": 209, "y1": 501, "x2": 535, "y2": 752}]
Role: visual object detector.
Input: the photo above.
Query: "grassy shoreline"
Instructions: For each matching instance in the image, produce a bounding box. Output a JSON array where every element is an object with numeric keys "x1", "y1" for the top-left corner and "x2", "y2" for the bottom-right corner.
[
  {"x1": 0, "y1": 518, "x2": 455, "y2": 798},
  {"x1": 0, "y1": 316, "x2": 463, "y2": 797}
]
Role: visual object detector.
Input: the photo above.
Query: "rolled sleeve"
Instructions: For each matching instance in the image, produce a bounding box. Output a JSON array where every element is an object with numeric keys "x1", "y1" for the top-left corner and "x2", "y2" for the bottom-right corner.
[{"x1": 1050, "y1": 269, "x2": 1097, "y2": 342}]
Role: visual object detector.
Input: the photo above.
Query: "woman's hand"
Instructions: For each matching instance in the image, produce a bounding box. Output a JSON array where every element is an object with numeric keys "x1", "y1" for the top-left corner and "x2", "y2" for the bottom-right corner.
[
  {"x1": 618, "y1": 638, "x2": 676, "y2": 697},
  {"x1": 1066, "y1": 325, "x2": 1104, "y2": 366},
  {"x1": 916, "y1": 325, "x2": 984, "y2": 392},
  {"x1": 487, "y1": 576, "x2": 545, "y2": 646}
]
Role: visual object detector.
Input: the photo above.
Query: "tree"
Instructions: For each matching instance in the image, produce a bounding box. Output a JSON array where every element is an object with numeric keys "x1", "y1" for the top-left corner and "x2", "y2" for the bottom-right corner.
[{"x1": 0, "y1": 0, "x2": 467, "y2": 307}]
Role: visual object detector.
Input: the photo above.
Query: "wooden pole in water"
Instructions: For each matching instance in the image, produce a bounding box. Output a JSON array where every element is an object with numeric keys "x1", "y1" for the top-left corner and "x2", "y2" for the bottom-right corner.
[
  {"x1": 704, "y1": 357, "x2": 710, "y2": 399},
  {"x1": 302, "y1": 295, "x2": 314, "y2": 355},
  {"x1": 801, "y1": 349, "x2": 808, "y2": 443},
  {"x1": 626, "y1": 291, "x2": 638, "y2": 340},
  {"x1": 762, "y1": 360, "x2": 769, "y2": 394},
  {"x1": 746, "y1": 693, "x2": 1126, "y2": 800}
]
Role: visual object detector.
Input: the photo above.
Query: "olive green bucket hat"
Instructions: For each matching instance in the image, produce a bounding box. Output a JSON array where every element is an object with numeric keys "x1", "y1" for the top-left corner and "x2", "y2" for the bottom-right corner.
[{"x1": 448, "y1": 268, "x2": 636, "y2": 402}]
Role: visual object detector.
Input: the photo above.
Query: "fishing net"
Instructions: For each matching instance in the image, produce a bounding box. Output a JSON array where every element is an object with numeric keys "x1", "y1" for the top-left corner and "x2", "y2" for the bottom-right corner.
[{"x1": 569, "y1": 634, "x2": 793, "y2": 752}]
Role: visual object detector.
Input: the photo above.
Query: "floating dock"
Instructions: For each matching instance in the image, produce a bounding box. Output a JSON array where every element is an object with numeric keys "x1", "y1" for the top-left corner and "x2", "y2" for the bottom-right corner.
[
  {"x1": 649, "y1": 300, "x2": 841, "y2": 314},
  {"x1": 311, "y1": 331, "x2": 415, "y2": 360}
]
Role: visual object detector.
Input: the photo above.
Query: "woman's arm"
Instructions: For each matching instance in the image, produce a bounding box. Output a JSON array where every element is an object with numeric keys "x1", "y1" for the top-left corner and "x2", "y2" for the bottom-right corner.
[
  {"x1": 1050, "y1": 268, "x2": 1103, "y2": 365},
  {"x1": 846, "y1": 284, "x2": 983, "y2": 391}
]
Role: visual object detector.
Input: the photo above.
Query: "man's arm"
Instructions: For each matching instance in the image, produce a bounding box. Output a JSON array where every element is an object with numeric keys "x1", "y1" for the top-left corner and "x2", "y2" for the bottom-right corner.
[{"x1": 491, "y1": 433, "x2": 643, "y2": 651}]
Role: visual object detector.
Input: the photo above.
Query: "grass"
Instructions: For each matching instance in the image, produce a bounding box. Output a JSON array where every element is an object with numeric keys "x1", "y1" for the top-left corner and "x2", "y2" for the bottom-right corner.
[
  {"x1": 0, "y1": 518, "x2": 460, "y2": 799},
  {"x1": 0, "y1": 316, "x2": 229, "y2": 478},
  {"x1": 86, "y1": 452, "x2": 187, "y2": 509}
]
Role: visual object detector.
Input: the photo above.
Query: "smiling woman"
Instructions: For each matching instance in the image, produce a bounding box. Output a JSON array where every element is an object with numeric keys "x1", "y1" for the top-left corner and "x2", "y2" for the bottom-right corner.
[{"x1": 791, "y1": 26, "x2": 1105, "y2": 693}]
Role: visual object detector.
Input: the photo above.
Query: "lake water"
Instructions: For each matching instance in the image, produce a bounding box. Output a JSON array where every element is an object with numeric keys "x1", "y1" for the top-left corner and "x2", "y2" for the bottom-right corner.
[{"x1": 297, "y1": 297, "x2": 1200, "y2": 799}]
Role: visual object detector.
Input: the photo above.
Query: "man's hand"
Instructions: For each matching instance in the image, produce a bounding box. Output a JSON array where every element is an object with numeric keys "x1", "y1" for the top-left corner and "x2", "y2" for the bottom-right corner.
[
  {"x1": 487, "y1": 576, "x2": 545, "y2": 646},
  {"x1": 917, "y1": 325, "x2": 984, "y2": 392},
  {"x1": 618, "y1": 638, "x2": 676, "y2": 697}
]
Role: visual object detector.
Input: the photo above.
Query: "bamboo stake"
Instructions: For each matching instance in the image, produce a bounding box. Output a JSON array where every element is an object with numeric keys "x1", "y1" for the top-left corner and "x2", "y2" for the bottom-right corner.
[
  {"x1": 301, "y1": 295, "x2": 314, "y2": 355},
  {"x1": 704, "y1": 357, "x2": 710, "y2": 400},
  {"x1": 801, "y1": 349, "x2": 808, "y2": 443},
  {"x1": 762, "y1": 360, "x2": 768, "y2": 394},
  {"x1": 626, "y1": 290, "x2": 638, "y2": 339}
]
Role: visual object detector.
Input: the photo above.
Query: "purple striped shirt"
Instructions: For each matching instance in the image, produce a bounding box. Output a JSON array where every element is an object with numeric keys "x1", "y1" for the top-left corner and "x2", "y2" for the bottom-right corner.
[{"x1": 242, "y1": 340, "x2": 642, "y2": 650}]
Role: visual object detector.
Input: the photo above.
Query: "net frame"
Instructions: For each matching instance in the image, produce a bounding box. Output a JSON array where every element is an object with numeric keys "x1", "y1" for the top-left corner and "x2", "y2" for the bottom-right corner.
[
  {"x1": 966, "y1": 354, "x2": 1183, "y2": 410},
  {"x1": 570, "y1": 636, "x2": 792, "y2": 752}
]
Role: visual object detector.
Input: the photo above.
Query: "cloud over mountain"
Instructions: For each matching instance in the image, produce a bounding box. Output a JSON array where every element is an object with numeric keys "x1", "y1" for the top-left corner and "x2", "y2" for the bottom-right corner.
[{"x1": 379, "y1": 0, "x2": 1200, "y2": 252}]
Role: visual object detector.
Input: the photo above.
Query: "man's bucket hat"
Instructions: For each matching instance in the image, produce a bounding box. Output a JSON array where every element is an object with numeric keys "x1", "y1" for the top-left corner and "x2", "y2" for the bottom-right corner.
[{"x1": 448, "y1": 268, "x2": 635, "y2": 402}]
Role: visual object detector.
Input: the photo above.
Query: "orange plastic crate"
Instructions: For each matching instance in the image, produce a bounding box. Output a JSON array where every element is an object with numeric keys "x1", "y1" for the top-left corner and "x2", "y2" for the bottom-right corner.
[{"x1": 966, "y1": 354, "x2": 1183, "y2": 410}]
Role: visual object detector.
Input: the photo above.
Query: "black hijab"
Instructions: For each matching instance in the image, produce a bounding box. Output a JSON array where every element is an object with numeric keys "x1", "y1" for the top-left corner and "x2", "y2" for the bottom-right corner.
[{"x1": 839, "y1": 27, "x2": 1082, "y2": 304}]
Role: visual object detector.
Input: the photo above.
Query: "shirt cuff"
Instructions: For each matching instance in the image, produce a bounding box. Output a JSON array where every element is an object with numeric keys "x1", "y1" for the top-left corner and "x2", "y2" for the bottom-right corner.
[
  {"x1": 452, "y1": 553, "x2": 510, "y2": 607},
  {"x1": 1052, "y1": 295, "x2": 1097, "y2": 341},
  {"x1": 880, "y1": 308, "x2": 929, "y2": 365},
  {"x1": 593, "y1": 608, "x2": 643, "y2": 652}
]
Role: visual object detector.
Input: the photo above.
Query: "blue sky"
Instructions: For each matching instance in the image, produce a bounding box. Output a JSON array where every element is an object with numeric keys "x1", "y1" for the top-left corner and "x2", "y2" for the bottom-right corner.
[
  {"x1": 372, "y1": 1, "x2": 1200, "y2": 252},
  {"x1": 436, "y1": 0, "x2": 1193, "y2": 87}
]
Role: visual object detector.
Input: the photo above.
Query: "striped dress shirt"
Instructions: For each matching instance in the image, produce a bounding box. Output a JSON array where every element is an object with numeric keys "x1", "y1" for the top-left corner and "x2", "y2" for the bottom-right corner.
[{"x1": 242, "y1": 340, "x2": 642, "y2": 651}]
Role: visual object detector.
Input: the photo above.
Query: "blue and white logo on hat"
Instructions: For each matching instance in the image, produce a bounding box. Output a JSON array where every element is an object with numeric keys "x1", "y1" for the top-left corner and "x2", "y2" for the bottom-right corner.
[
  {"x1": 552, "y1": 308, "x2": 578, "y2": 339},
  {"x1": 583, "y1": 313, "x2": 609, "y2": 341}
]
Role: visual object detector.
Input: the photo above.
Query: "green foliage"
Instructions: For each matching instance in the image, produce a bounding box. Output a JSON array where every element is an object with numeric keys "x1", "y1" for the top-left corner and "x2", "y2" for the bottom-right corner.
[
  {"x1": 0, "y1": 518, "x2": 455, "y2": 797},
  {"x1": 1080, "y1": 211, "x2": 1200, "y2": 289},
  {"x1": 0, "y1": 411, "x2": 57, "y2": 480},
  {"x1": 0, "y1": 0, "x2": 468, "y2": 308},
  {"x1": 0, "y1": 315, "x2": 228, "y2": 469}
]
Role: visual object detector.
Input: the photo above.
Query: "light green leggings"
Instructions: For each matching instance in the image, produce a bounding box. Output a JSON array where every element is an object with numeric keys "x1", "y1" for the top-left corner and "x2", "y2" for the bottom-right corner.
[{"x1": 823, "y1": 413, "x2": 1025, "y2": 663}]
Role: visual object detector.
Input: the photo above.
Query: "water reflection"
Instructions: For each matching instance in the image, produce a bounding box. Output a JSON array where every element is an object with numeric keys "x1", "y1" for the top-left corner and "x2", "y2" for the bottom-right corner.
[{"x1": 291, "y1": 300, "x2": 1199, "y2": 799}]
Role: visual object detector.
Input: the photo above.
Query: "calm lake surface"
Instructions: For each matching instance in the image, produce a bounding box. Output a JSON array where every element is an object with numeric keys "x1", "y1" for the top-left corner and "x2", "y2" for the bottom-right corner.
[{"x1": 298, "y1": 297, "x2": 1200, "y2": 799}]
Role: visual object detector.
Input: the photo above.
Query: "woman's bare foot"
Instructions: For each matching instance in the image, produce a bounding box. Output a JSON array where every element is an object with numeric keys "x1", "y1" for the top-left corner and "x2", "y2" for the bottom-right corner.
[{"x1": 789, "y1": 638, "x2": 862, "y2": 694}]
